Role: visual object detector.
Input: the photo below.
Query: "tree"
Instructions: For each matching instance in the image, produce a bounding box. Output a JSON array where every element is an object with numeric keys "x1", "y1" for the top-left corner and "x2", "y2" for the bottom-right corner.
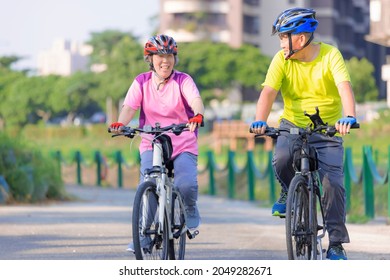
[
  {"x1": 97, "y1": 35, "x2": 146, "y2": 103},
  {"x1": 0, "y1": 68, "x2": 28, "y2": 127},
  {"x1": 87, "y1": 30, "x2": 140, "y2": 65},
  {"x1": 86, "y1": 31, "x2": 146, "y2": 120},
  {"x1": 52, "y1": 72, "x2": 100, "y2": 123},
  {"x1": 3, "y1": 75, "x2": 63, "y2": 126},
  {"x1": 177, "y1": 42, "x2": 271, "y2": 104},
  {"x1": 233, "y1": 44, "x2": 271, "y2": 88},
  {"x1": 345, "y1": 57, "x2": 378, "y2": 102},
  {"x1": 0, "y1": 56, "x2": 21, "y2": 69}
]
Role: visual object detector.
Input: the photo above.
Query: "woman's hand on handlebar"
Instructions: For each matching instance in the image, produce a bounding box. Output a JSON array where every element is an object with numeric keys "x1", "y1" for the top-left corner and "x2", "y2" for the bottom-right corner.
[
  {"x1": 187, "y1": 113, "x2": 204, "y2": 132},
  {"x1": 108, "y1": 122, "x2": 124, "y2": 133}
]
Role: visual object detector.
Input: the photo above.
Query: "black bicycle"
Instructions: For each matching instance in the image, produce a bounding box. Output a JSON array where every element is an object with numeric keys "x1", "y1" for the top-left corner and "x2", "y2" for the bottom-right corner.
[
  {"x1": 109, "y1": 122, "x2": 199, "y2": 260},
  {"x1": 252, "y1": 108, "x2": 359, "y2": 260}
]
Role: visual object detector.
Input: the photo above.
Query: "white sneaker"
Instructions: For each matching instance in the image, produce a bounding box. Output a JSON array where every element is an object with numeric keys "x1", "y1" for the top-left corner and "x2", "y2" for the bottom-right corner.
[
  {"x1": 126, "y1": 236, "x2": 152, "y2": 253},
  {"x1": 126, "y1": 242, "x2": 135, "y2": 253}
]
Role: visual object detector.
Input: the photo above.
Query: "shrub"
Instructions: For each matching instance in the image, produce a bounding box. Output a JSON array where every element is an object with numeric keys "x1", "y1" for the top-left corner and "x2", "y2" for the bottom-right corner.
[{"x1": 0, "y1": 132, "x2": 66, "y2": 203}]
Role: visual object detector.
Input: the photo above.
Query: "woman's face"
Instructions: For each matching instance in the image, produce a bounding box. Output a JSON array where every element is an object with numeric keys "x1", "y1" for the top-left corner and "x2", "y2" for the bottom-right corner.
[{"x1": 152, "y1": 54, "x2": 175, "y2": 79}]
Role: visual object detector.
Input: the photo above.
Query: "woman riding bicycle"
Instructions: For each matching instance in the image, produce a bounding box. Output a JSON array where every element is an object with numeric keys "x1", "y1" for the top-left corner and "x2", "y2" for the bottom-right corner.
[
  {"x1": 109, "y1": 34, "x2": 205, "y2": 252},
  {"x1": 250, "y1": 8, "x2": 357, "y2": 260}
]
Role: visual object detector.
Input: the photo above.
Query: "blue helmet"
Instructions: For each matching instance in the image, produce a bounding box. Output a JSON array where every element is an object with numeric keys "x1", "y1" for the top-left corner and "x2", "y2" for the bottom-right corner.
[{"x1": 272, "y1": 8, "x2": 318, "y2": 35}]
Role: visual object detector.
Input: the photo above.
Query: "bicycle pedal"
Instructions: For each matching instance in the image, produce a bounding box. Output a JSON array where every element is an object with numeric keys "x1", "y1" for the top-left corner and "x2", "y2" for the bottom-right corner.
[{"x1": 187, "y1": 229, "x2": 199, "y2": 239}]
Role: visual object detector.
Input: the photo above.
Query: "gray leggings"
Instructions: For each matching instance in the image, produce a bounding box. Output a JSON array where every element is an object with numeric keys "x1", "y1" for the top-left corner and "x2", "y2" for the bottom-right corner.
[
  {"x1": 273, "y1": 119, "x2": 350, "y2": 244},
  {"x1": 140, "y1": 151, "x2": 199, "y2": 207}
]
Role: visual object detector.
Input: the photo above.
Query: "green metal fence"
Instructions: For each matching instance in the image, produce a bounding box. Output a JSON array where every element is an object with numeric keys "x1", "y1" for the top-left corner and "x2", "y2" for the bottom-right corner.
[{"x1": 53, "y1": 145, "x2": 390, "y2": 220}]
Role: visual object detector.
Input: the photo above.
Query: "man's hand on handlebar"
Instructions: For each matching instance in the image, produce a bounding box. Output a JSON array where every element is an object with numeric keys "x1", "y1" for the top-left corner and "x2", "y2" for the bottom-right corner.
[
  {"x1": 250, "y1": 120, "x2": 268, "y2": 135},
  {"x1": 335, "y1": 116, "x2": 356, "y2": 136}
]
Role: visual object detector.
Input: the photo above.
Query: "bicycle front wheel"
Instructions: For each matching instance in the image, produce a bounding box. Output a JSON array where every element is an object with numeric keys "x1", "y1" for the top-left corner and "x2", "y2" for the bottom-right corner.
[
  {"x1": 285, "y1": 175, "x2": 315, "y2": 260},
  {"x1": 168, "y1": 190, "x2": 186, "y2": 259},
  {"x1": 132, "y1": 181, "x2": 169, "y2": 260}
]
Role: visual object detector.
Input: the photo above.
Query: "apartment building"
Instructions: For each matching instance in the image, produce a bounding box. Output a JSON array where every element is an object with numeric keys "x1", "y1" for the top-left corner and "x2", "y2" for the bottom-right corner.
[
  {"x1": 159, "y1": 0, "x2": 389, "y2": 100},
  {"x1": 159, "y1": 0, "x2": 370, "y2": 56},
  {"x1": 366, "y1": 0, "x2": 390, "y2": 106},
  {"x1": 366, "y1": 0, "x2": 390, "y2": 46},
  {"x1": 37, "y1": 39, "x2": 92, "y2": 76},
  {"x1": 159, "y1": 0, "x2": 280, "y2": 55}
]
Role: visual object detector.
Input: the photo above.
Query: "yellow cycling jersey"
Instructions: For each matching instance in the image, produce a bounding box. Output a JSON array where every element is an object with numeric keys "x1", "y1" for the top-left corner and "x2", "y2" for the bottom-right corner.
[{"x1": 262, "y1": 42, "x2": 351, "y2": 127}]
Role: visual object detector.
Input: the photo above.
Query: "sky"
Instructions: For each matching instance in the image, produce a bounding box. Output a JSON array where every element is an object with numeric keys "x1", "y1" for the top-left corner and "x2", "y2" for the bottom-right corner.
[{"x1": 0, "y1": 0, "x2": 159, "y2": 69}]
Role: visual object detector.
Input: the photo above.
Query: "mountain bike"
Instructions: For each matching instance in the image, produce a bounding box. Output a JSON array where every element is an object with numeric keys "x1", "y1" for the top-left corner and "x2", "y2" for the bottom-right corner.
[
  {"x1": 252, "y1": 108, "x2": 359, "y2": 260},
  {"x1": 109, "y1": 122, "x2": 199, "y2": 260}
]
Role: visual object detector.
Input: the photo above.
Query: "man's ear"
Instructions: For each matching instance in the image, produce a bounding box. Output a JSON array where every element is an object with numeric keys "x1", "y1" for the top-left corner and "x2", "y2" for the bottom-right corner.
[{"x1": 299, "y1": 34, "x2": 306, "y2": 46}]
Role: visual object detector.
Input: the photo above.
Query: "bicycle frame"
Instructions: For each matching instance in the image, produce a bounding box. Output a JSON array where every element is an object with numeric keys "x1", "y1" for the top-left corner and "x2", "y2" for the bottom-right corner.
[
  {"x1": 143, "y1": 141, "x2": 177, "y2": 241},
  {"x1": 136, "y1": 126, "x2": 197, "y2": 242}
]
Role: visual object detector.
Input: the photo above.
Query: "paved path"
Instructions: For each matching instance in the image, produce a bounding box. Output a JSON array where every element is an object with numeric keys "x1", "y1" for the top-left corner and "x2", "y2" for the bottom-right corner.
[{"x1": 0, "y1": 184, "x2": 389, "y2": 260}]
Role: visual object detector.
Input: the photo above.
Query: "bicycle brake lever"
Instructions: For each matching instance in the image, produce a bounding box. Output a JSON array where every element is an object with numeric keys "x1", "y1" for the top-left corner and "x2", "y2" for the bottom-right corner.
[
  {"x1": 172, "y1": 124, "x2": 187, "y2": 136},
  {"x1": 264, "y1": 127, "x2": 280, "y2": 139},
  {"x1": 326, "y1": 127, "x2": 337, "y2": 137}
]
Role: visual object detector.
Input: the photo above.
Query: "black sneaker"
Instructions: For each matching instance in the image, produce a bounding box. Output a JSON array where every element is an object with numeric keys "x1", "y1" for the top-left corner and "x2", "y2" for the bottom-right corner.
[{"x1": 326, "y1": 244, "x2": 347, "y2": 260}]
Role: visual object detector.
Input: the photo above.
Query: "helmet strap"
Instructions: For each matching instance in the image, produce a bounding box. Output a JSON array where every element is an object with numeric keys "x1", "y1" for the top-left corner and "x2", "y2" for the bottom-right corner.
[
  {"x1": 153, "y1": 70, "x2": 174, "y2": 90},
  {"x1": 285, "y1": 33, "x2": 314, "y2": 60}
]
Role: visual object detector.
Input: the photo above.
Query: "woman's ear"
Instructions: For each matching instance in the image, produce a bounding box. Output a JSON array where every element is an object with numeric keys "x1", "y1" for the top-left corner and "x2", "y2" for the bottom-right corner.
[
  {"x1": 147, "y1": 55, "x2": 154, "y2": 70},
  {"x1": 174, "y1": 55, "x2": 179, "y2": 66}
]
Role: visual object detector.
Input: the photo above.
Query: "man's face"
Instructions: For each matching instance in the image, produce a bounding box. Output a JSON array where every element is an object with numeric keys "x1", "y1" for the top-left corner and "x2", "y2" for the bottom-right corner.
[{"x1": 278, "y1": 33, "x2": 305, "y2": 59}]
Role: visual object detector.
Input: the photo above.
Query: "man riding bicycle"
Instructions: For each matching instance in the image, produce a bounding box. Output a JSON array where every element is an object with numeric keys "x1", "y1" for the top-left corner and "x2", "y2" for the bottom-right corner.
[
  {"x1": 250, "y1": 8, "x2": 357, "y2": 260},
  {"x1": 109, "y1": 34, "x2": 204, "y2": 252}
]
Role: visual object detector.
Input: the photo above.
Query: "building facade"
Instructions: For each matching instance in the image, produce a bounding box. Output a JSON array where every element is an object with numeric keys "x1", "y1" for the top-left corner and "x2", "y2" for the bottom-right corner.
[
  {"x1": 37, "y1": 39, "x2": 92, "y2": 76},
  {"x1": 159, "y1": 0, "x2": 389, "y2": 100},
  {"x1": 366, "y1": 0, "x2": 390, "y2": 106},
  {"x1": 159, "y1": 0, "x2": 257, "y2": 47}
]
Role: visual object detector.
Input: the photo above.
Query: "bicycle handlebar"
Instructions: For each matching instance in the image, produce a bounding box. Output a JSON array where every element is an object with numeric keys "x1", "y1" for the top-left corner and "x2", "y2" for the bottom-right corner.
[
  {"x1": 250, "y1": 107, "x2": 359, "y2": 137},
  {"x1": 108, "y1": 122, "x2": 189, "y2": 138},
  {"x1": 259, "y1": 122, "x2": 359, "y2": 139}
]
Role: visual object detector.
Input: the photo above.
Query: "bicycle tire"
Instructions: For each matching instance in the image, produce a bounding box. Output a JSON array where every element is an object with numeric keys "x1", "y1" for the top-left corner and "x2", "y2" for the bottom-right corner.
[
  {"x1": 310, "y1": 179, "x2": 319, "y2": 260},
  {"x1": 132, "y1": 181, "x2": 169, "y2": 260},
  {"x1": 168, "y1": 190, "x2": 186, "y2": 259},
  {"x1": 313, "y1": 175, "x2": 325, "y2": 259},
  {"x1": 286, "y1": 175, "x2": 315, "y2": 260}
]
